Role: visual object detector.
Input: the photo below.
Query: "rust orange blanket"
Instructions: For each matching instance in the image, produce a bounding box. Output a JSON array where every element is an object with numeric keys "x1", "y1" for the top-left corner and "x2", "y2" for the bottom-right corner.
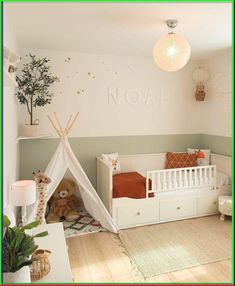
[{"x1": 113, "y1": 172, "x2": 153, "y2": 199}]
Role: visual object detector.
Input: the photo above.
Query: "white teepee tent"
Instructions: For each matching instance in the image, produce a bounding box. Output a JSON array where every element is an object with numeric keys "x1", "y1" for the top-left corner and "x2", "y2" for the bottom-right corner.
[{"x1": 28, "y1": 113, "x2": 118, "y2": 233}]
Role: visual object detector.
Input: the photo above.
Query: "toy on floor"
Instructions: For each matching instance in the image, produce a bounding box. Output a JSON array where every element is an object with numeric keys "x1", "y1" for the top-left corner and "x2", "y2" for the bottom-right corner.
[
  {"x1": 47, "y1": 179, "x2": 80, "y2": 223},
  {"x1": 33, "y1": 171, "x2": 52, "y2": 224}
]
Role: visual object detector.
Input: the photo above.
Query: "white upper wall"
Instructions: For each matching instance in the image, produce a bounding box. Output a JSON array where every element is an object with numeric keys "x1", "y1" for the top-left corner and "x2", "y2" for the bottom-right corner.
[
  {"x1": 18, "y1": 48, "x2": 203, "y2": 137},
  {"x1": 200, "y1": 49, "x2": 231, "y2": 137},
  {"x1": 3, "y1": 15, "x2": 19, "y2": 208},
  {"x1": 5, "y1": 2, "x2": 232, "y2": 141}
]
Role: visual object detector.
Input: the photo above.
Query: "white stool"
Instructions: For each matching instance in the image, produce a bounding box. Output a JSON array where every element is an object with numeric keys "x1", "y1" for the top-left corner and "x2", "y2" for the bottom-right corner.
[{"x1": 218, "y1": 195, "x2": 232, "y2": 221}]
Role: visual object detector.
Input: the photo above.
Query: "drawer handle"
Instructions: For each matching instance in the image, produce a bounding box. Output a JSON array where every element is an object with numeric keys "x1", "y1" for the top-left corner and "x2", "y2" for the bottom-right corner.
[
  {"x1": 176, "y1": 206, "x2": 181, "y2": 210},
  {"x1": 213, "y1": 201, "x2": 217, "y2": 205},
  {"x1": 136, "y1": 212, "x2": 140, "y2": 216}
]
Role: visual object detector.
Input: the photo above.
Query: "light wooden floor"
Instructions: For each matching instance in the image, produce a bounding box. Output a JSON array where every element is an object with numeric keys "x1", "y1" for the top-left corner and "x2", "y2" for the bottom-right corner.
[{"x1": 67, "y1": 230, "x2": 232, "y2": 283}]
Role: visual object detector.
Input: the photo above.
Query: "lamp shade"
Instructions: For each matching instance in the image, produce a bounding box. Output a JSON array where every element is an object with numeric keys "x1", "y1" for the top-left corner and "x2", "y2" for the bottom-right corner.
[
  {"x1": 192, "y1": 67, "x2": 209, "y2": 84},
  {"x1": 153, "y1": 33, "x2": 191, "y2": 72},
  {"x1": 11, "y1": 180, "x2": 36, "y2": 206}
]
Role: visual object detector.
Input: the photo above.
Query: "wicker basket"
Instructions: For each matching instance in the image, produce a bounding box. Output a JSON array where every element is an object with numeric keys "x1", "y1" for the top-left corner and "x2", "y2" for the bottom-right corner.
[
  {"x1": 31, "y1": 249, "x2": 51, "y2": 281},
  {"x1": 195, "y1": 84, "x2": 206, "y2": 101},
  {"x1": 195, "y1": 91, "x2": 205, "y2": 101}
]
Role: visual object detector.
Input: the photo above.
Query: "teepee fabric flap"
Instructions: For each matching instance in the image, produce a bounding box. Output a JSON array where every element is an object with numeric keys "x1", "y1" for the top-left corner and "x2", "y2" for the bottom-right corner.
[{"x1": 28, "y1": 137, "x2": 118, "y2": 233}]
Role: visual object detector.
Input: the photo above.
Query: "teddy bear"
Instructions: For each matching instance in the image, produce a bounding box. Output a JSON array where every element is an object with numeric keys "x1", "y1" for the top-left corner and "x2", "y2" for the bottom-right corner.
[{"x1": 46, "y1": 179, "x2": 80, "y2": 223}]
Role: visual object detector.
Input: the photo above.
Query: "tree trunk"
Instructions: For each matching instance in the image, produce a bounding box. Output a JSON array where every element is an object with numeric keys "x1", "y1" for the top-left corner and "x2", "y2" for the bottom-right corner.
[{"x1": 30, "y1": 96, "x2": 33, "y2": 125}]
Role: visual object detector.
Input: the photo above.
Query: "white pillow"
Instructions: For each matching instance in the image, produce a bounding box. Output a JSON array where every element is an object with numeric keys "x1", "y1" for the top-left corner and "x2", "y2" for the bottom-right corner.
[
  {"x1": 101, "y1": 152, "x2": 121, "y2": 174},
  {"x1": 187, "y1": 148, "x2": 211, "y2": 166}
]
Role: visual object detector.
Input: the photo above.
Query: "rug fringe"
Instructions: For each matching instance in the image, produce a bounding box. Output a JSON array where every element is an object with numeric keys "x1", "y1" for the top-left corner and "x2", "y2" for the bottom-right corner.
[{"x1": 113, "y1": 234, "x2": 145, "y2": 281}]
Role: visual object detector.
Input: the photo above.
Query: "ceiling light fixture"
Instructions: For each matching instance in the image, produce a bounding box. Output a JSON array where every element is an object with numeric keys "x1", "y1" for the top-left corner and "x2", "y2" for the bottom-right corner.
[{"x1": 153, "y1": 19, "x2": 191, "y2": 72}]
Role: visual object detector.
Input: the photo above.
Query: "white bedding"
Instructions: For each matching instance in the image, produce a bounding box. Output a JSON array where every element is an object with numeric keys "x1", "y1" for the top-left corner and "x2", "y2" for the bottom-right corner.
[{"x1": 216, "y1": 171, "x2": 231, "y2": 187}]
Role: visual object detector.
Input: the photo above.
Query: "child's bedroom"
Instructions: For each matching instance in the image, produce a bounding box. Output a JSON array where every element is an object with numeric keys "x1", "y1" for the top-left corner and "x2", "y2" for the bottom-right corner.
[{"x1": 2, "y1": 2, "x2": 232, "y2": 284}]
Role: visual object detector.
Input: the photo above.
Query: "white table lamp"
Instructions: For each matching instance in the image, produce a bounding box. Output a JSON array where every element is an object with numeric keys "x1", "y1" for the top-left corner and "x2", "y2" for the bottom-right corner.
[{"x1": 11, "y1": 180, "x2": 36, "y2": 225}]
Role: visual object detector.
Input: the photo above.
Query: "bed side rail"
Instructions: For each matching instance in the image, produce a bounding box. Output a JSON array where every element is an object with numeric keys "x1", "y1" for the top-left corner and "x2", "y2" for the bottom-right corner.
[
  {"x1": 146, "y1": 165, "x2": 217, "y2": 195},
  {"x1": 96, "y1": 157, "x2": 113, "y2": 214}
]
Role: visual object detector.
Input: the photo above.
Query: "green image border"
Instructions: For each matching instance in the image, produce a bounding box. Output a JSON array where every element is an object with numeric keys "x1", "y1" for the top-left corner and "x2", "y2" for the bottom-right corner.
[{"x1": 0, "y1": 0, "x2": 233, "y2": 284}]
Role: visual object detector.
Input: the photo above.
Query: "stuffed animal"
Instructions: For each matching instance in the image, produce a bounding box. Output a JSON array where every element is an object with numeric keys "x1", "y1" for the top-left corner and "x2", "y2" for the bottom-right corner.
[
  {"x1": 33, "y1": 171, "x2": 52, "y2": 224},
  {"x1": 46, "y1": 179, "x2": 80, "y2": 223}
]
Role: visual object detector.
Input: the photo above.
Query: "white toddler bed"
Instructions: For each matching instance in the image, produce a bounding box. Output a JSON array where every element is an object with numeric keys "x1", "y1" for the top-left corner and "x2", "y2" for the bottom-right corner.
[{"x1": 97, "y1": 153, "x2": 231, "y2": 229}]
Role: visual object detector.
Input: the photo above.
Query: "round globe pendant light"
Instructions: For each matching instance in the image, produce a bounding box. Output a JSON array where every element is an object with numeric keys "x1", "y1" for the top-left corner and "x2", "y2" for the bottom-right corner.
[{"x1": 153, "y1": 19, "x2": 191, "y2": 72}]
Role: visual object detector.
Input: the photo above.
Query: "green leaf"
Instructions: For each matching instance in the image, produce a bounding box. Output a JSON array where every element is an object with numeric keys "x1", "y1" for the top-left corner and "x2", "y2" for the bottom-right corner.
[
  {"x1": 33, "y1": 231, "x2": 48, "y2": 238},
  {"x1": 3, "y1": 219, "x2": 48, "y2": 272},
  {"x1": 4, "y1": 215, "x2": 11, "y2": 227},
  {"x1": 5, "y1": 227, "x2": 15, "y2": 243},
  {"x1": 13, "y1": 231, "x2": 24, "y2": 249},
  {"x1": 22, "y1": 245, "x2": 38, "y2": 257},
  {"x1": 21, "y1": 220, "x2": 40, "y2": 231},
  {"x1": 18, "y1": 259, "x2": 34, "y2": 270}
]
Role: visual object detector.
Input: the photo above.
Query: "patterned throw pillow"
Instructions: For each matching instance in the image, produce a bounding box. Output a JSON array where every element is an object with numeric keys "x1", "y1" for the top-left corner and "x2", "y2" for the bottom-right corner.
[
  {"x1": 101, "y1": 152, "x2": 121, "y2": 174},
  {"x1": 166, "y1": 152, "x2": 197, "y2": 169},
  {"x1": 187, "y1": 148, "x2": 211, "y2": 166}
]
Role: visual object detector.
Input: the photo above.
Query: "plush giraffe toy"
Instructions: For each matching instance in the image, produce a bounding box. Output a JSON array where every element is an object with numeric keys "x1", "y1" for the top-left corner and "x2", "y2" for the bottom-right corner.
[{"x1": 33, "y1": 171, "x2": 52, "y2": 224}]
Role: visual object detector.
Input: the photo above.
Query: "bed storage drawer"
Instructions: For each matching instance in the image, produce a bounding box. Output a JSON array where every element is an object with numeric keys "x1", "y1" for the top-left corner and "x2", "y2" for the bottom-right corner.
[
  {"x1": 116, "y1": 200, "x2": 158, "y2": 228},
  {"x1": 159, "y1": 197, "x2": 197, "y2": 221},
  {"x1": 198, "y1": 193, "x2": 219, "y2": 215}
]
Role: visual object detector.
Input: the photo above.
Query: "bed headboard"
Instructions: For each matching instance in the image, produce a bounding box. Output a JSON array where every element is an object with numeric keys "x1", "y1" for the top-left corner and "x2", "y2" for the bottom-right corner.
[
  {"x1": 119, "y1": 153, "x2": 166, "y2": 175},
  {"x1": 210, "y1": 153, "x2": 231, "y2": 177},
  {"x1": 119, "y1": 153, "x2": 231, "y2": 177}
]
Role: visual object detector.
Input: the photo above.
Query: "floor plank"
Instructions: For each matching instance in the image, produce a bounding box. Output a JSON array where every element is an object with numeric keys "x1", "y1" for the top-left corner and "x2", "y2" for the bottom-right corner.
[
  {"x1": 67, "y1": 230, "x2": 232, "y2": 283},
  {"x1": 67, "y1": 232, "x2": 141, "y2": 282}
]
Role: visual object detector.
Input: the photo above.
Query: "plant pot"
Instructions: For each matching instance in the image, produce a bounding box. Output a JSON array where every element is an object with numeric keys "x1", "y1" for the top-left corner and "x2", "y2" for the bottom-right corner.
[
  {"x1": 3, "y1": 266, "x2": 31, "y2": 283},
  {"x1": 21, "y1": 124, "x2": 40, "y2": 137}
]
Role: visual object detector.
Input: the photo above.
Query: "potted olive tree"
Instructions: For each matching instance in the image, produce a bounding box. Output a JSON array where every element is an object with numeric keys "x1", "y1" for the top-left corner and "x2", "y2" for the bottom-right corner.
[
  {"x1": 3, "y1": 215, "x2": 48, "y2": 283},
  {"x1": 16, "y1": 54, "x2": 59, "y2": 137}
]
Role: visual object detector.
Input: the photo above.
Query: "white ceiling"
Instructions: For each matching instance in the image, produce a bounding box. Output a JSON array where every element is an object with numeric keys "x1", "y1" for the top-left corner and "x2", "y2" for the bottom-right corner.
[{"x1": 5, "y1": 3, "x2": 232, "y2": 59}]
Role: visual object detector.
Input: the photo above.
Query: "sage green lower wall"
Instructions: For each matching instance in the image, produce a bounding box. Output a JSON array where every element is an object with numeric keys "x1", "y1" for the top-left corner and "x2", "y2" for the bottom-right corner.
[
  {"x1": 19, "y1": 134, "x2": 201, "y2": 187},
  {"x1": 200, "y1": 134, "x2": 232, "y2": 157},
  {"x1": 19, "y1": 134, "x2": 231, "y2": 188}
]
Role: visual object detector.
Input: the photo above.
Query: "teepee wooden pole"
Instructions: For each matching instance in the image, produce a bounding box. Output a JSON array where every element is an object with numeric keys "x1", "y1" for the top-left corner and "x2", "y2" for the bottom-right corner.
[
  {"x1": 54, "y1": 112, "x2": 64, "y2": 135},
  {"x1": 48, "y1": 115, "x2": 61, "y2": 137},
  {"x1": 64, "y1": 114, "x2": 73, "y2": 135},
  {"x1": 67, "y1": 112, "x2": 80, "y2": 134}
]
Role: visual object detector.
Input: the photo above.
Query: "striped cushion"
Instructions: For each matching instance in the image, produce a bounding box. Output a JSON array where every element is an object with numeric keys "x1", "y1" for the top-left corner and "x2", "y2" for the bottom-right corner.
[{"x1": 166, "y1": 152, "x2": 197, "y2": 169}]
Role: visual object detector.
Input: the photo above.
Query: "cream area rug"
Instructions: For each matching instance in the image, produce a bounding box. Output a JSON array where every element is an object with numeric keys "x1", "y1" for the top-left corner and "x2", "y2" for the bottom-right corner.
[{"x1": 119, "y1": 216, "x2": 231, "y2": 278}]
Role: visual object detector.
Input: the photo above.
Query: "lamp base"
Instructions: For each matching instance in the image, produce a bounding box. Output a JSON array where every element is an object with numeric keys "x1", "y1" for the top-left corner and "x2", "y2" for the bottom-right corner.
[{"x1": 18, "y1": 206, "x2": 27, "y2": 226}]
